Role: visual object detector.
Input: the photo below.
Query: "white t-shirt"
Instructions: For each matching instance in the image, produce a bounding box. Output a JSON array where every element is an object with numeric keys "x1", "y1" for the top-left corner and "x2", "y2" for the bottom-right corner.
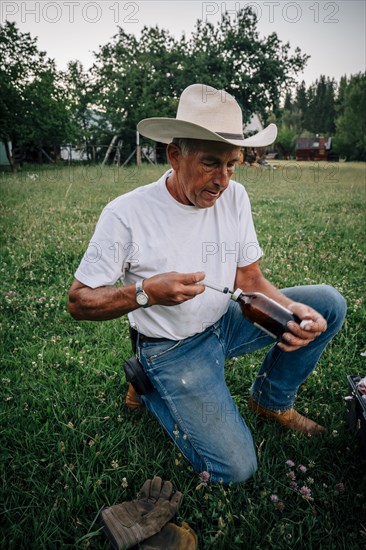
[{"x1": 75, "y1": 170, "x2": 262, "y2": 339}]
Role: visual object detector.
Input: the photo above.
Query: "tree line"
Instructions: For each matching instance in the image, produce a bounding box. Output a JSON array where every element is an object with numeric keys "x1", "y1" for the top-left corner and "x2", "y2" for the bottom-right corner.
[
  {"x1": 276, "y1": 74, "x2": 365, "y2": 160},
  {"x1": 1, "y1": 9, "x2": 365, "y2": 171}
]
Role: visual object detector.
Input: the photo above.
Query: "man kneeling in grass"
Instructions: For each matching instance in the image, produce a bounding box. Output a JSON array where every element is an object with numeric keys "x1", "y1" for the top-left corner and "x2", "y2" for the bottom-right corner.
[{"x1": 68, "y1": 84, "x2": 346, "y2": 484}]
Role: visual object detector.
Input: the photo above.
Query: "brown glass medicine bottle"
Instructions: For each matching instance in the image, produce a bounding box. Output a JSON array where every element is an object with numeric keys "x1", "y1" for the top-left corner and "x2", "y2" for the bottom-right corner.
[{"x1": 231, "y1": 289, "x2": 301, "y2": 339}]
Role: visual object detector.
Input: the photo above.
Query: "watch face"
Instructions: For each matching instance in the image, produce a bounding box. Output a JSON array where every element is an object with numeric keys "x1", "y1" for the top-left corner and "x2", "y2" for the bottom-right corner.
[{"x1": 136, "y1": 292, "x2": 148, "y2": 306}]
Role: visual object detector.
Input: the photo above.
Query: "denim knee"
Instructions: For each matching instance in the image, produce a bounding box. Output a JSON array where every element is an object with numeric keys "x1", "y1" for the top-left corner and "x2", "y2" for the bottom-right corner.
[
  {"x1": 211, "y1": 448, "x2": 258, "y2": 485},
  {"x1": 230, "y1": 453, "x2": 258, "y2": 484},
  {"x1": 320, "y1": 284, "x2": 347, "y2": 330}
]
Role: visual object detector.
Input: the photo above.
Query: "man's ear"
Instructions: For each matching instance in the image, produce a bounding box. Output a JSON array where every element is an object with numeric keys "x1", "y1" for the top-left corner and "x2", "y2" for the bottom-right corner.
[{"x1": 166, "y1": 143, "x2": 182, "y2": 171}]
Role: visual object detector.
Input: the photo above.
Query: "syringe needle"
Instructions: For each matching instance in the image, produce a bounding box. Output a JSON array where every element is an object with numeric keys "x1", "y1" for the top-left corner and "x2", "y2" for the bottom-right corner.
[{"x1": 204, "y1": 280, "x2": 233, "y2": 295}]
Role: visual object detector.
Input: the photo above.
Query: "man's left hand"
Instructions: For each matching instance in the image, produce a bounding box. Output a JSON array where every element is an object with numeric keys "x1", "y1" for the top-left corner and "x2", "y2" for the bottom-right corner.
[{"x1": 277, "y1": 302, "x2": 327, "y2": 352}]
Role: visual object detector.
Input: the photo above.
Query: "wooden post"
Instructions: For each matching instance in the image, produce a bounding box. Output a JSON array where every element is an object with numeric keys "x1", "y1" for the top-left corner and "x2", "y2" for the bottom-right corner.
[
  {"x1": 114, "y1": 140, "x2": 123, "y2": 166},
  {"x1": 142, "y1": 149, "x2": 156, "y2": 165},
  {"x1": 39, "y1": 147, "x2": 55, "y2": 163},
  {"x1": 102, "y1": 135, "x2": 118, "y2": 166},
  {"x1": 122, "y1": 149, "x2": 136, "y2": 167},
  {"x1": 136, "y1": 131, "x2": 142, "y2": 166}
]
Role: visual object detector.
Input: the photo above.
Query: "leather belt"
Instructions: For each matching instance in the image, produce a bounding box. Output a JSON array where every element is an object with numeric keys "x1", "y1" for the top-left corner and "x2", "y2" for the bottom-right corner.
[
  {"x1": 138, "y1": 333, "x2": 170, "y2": 344},
  {"x1": 129, "y1": 326, "x2": 171, "y2": 348}
]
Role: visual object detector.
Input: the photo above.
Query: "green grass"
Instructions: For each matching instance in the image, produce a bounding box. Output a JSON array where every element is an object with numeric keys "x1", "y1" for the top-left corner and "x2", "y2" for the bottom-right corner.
[{"x1": 1, "y1": 161, "x2": 365, "y2": 549}]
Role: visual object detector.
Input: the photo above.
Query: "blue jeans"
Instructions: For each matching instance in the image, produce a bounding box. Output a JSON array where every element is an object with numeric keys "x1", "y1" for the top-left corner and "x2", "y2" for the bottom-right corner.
[{"x1": 137, "y1": 285, "x2": 346, "y2": 484}]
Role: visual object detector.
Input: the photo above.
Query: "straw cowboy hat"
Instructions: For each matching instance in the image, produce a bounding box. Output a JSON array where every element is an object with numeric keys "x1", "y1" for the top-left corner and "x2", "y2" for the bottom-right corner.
[{"x1": 137, "y1": 83, "x2": 277, "y2": 148}]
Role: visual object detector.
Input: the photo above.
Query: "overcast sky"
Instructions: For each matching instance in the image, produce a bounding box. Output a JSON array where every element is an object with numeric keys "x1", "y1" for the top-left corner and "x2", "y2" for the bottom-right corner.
[{"x1": 2, "y1": 0, "x2": 365, "y2": 86}]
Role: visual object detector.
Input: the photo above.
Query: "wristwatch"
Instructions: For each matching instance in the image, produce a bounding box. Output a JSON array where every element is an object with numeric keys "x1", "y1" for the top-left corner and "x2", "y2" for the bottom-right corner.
[{"x1": 135, "y1": 280, "x2": 150, "y2": 308}]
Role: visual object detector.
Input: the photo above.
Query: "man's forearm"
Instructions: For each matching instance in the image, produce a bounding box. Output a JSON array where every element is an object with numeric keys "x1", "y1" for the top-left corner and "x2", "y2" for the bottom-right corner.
[
  {"x1": 68, "y1": 271, "x2": 206, "y2": 321},
  {"x1": 68, "y1": 282, "x2": 138, "y2": 321},
  {"x1": 234, "y1": 269, "x2": 295, "y2": 310}
]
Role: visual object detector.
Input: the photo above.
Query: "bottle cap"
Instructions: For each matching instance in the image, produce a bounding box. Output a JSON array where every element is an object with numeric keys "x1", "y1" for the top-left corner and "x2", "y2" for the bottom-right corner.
[{"x1": 231, "y1": 288, "x2": 243, "y2": 302}]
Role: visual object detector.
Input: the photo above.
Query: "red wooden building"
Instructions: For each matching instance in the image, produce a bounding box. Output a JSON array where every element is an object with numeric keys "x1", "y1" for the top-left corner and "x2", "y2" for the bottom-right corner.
[{"x1": 296, "y1": 136, "x2": 336, "y2": 161}]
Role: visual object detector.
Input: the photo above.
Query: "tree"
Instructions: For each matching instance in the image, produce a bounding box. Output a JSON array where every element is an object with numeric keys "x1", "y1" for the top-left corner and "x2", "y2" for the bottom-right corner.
[
  {"x1": 305, "y1": 75, "x2": 336, "y2": 135},
  {"x1": 293, "y1": 76, "x2": 338, "y2": 136},
  {"x1": 91, "y1": 7, "x2": 309, "y2": 157},
  {"x1": 22, "y1": 69, "x2": 73, "y2": 146},
  {"x1": 335, "y1": 75, "x2": 348, "y2": 119},
  {"x1": 182, "y1": 8, "x2": 309, "y2": 122},
  {"x1": 276, "y1": 107, "x2": 303, "y2": 156},
  {"x1": 0, "y1": 22, "x2": 72, "y2": 171},
  {"x1": 334, "y1": 73, "x2": 366, "y2": 161},
  {"x1": 295, "y1": 80, "x2": 308, "y2": 130},
  {"x1": 283, "y1": 91, "x2": 293, "y2": 112},
  {"x1": 91, "y1": 25, "x2": 183, "y2": 160},
  {"x1": 60, "y1": 61, "x2": 100, "y2": 159}
]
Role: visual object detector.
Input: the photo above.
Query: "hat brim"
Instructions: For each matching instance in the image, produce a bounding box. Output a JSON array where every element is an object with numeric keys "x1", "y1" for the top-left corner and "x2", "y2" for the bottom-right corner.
[{"x1": 137, "y1": 119, "x2": 277, "y2": 148}]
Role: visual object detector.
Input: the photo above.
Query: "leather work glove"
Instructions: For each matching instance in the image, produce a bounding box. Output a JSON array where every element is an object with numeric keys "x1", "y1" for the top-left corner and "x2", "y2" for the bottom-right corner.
[
  {"x1": 99, "y1": 477, "x2": 182, "y2": 550},
  {"x1": 140, "y1": 521, "x2": 198, "y2": 550}
]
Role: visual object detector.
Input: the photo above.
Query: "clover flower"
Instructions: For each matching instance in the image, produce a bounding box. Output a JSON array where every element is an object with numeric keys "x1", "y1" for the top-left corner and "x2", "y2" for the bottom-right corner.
[
  {"x1": 196, "y1": 470, "x2": 210, "y2": 490},
  {"x1": 122, "y1": 477, "x2": 128, "y2": 488},
  {"x1": 299, "y1": 485, "x2": 312, "y2": 499},
  {"x1": 199, "y1": 471, "x2": 210, "y2": 482},
  {"x1": 286, "y1": 459, "x2": 295, "y2": 467}
]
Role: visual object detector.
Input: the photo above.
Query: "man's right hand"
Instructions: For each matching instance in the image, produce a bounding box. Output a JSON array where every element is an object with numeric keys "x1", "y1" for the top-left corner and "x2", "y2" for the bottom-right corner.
[{"x1": 144, "y1": 271, "x2": 206, "y2": 306}]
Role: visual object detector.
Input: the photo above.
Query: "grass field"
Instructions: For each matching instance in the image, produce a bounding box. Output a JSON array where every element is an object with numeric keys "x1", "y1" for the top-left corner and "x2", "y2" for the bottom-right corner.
[{"x1": 1, "y1": 160, "x2": 366, "y2": 549}]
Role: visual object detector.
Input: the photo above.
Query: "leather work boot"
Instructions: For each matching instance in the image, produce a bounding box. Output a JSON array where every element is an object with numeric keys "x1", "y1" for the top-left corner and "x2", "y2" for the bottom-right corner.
[
  {"x1": 125, "y1": 383, "x2": 145, "y2": 410},
  {"x1": 248, "y1": 396, "x2": 326, "y2": 435}
]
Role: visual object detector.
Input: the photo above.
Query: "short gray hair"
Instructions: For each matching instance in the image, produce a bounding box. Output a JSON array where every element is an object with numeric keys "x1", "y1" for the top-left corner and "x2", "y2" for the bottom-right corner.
[
  {"x1": 171, "y1": 138, "x2": 200, "y2": 157},
  {"x1": 171, "y1": 137, "x2": 241, "y2": 158}
]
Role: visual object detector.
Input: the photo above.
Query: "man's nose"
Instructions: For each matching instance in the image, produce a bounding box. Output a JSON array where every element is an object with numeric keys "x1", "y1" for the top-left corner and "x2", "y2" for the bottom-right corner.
[{"x1": 214, "y1": 165, "x2": 231, "y2": 186}]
